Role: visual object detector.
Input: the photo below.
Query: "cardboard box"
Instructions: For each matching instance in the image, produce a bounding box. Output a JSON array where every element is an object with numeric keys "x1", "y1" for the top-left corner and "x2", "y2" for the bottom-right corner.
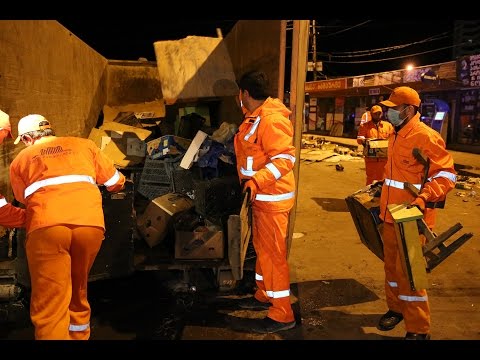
[
  {"x1": 146, "y1": 135, "x2": 192, "y2": 160},
  {"x1": 364, "y1": 139, "x2": 388, "y2": 158},
  {"x1": 136, "y1": 193, "x2": 194, "y2": 248},
  {"x1": 88, "y1": 122, "x2": 152, "y2": 168},
  {"x1": 173, "y1": 215, "x2": 224, "y2": 260},
  {"x1": 175, "y1": 225, "x2": 224, "y2": 260}
]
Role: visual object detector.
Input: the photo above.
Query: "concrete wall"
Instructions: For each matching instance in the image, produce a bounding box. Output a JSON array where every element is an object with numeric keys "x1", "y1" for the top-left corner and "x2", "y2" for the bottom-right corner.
[
  {"x1": 106, "y1": 60, "x2": 163, "y2": 106},
  {"x1": 220, "y1": 20, "x2": 284, "y2": 125},
  {"x1": 0, "y1": 20, "x2": 108, "y2": 198},
  {"x1": 224, "y1": 20, "x2": 283, "y2": 97}
]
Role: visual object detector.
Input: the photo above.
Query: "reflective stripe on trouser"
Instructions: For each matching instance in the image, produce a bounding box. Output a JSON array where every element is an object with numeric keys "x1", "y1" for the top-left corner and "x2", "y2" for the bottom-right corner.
[
  {"x1": 26, "y1": 225, "x2": 104, "y2": 340},
  {"x1": 364, "y1": 158, "x2": 387, "y2": 186},
  {"x1": 252, "y1": 209, "x2": 294, "y2": 323},
  {"x1": 382, "y1": 222, "x2": 430, "y2": 334}
]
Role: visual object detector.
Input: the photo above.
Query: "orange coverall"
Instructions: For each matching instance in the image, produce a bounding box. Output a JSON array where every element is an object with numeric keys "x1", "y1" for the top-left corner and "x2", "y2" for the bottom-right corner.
[
  {"x1": 357, "y1": 120, "x2": 394, "y2": 185},
  {"x1": 0, "y1": 195, "x2": 25, "y2": 228},
  {"x1": 234, "y1": 97, "x2": 296, "y2": 324},
  {"x1": 379, "y1": 113, "x2": 456, "y2": 334},
  {"x1": 10, "y1": 136, "x2": 125, "y2": 340}
]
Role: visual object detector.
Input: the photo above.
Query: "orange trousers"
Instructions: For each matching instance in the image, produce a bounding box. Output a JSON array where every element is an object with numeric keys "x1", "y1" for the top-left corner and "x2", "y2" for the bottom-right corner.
[
  {"x1": 252, "y1": 208, "x2": 294, "y2": 323},
  {"x1": 364, "y1": 158, "x2": 387, "y2": 186},
  {"x1": 382, "y1": 222, "x2": 430, "y2": 334},
  {"x1": 25, "y1": 225, "x2": 104, "y2": 340}
]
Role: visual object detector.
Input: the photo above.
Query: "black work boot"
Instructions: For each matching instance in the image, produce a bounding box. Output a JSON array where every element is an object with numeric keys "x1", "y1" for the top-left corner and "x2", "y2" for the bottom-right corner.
[
  {"x1": 405, "y1": 332, "x2": 431, "y2": 340},
  {"x1": 377, "y1": 310, "x2": 404, "y2": 331},
  {"x1": 250, "y1": 317, "x2": 296, "y2": 334},
  {"x1": 237, "y1": 297, "x2": 271, "y2": 310}
]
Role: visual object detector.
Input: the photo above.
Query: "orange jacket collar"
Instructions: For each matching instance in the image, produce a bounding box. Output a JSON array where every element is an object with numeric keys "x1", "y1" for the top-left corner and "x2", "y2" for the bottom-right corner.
[{"x1": 395, "y1": 113, "x2": 421, "y2": 138}]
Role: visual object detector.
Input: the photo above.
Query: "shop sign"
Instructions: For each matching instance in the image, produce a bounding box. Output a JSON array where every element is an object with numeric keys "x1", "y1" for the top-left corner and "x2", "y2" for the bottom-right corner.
[
  {"x1": 369, "y1": 88, "x2": 380, "y2": 95},
  {"x1": 353, "y1": 77, "x2": 365, "y2": 87},
  {"x1": 458, "y1": 54, "x2": 480, "y2": 87},
  {"x1": 420, "y1": 69, "x2": 439, "y2": 83},
  {"x1": 305, "y1": 78, "x2": 347, "y2": 92}
]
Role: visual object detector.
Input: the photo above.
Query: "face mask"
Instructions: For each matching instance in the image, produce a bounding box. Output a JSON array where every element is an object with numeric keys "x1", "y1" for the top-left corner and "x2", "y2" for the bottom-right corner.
[{"x1": 387, "y1": 107, "x2": 406, "y2": 127}]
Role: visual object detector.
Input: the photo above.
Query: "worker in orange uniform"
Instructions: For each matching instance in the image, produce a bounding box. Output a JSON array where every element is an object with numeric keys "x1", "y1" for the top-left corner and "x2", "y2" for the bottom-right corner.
[
  {"x1": 377, "y1": 87, "x2": 456, "y2": 340},
  {"x1": 356, "y1": 105, "x2": 394, "y2": 185},
  {"x1": 9, "y1": 114, "x2": 126, "y2": 340},
  {"x1": 233, "y1": 70, "x2": 296, "y2": 334},
  {"x1": 359, "y1": 106, "x2": 371, "y2": 126},
  {"x1": 0, "y1": 110, "x2": 26, "y2": 228}
]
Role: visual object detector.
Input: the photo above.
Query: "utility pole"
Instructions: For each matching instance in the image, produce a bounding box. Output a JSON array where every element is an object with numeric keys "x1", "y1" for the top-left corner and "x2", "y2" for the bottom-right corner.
[{"x1": 312, "y1": 20, "x2": 317, "y2": 81}]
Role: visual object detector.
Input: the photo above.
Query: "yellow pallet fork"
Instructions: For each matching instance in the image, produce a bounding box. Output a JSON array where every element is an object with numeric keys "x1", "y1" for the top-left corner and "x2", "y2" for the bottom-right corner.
[{"x1": 388, "y1": 203, "x2": 473, "y2": 291}]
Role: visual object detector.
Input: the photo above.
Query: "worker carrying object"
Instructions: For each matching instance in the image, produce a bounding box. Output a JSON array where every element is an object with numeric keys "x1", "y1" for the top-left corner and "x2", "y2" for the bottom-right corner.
[
  {"x1": 233, "y1": 70, "x2": 297, "y2": 334},
  {"x1": 9, "y1": 114, "x2": 126, "y2": 340},
  {"x1": 0, "y1": 109, "x2": 26, "y2": 228},
  {"x1": 377, "y1": 87, "x2": 456, "y2": 340},
  {"x1": 356, "y1": 105, "x2": 394, "y2": 185}
]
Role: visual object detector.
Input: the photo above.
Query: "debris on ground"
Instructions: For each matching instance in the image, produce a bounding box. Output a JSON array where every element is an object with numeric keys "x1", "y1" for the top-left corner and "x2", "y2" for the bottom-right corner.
[{"x1": 301, "y1": 135, "x2": 363, "y2": 164}]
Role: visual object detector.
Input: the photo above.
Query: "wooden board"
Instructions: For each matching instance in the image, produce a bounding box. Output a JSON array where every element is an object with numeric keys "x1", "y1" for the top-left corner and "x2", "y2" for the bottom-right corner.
[
  {"x1": 227, "y1": 192, "x2": 252, "y2": 280},
  {"x1": 394, "y1": 221, "x2": 429, "y2": 291}
]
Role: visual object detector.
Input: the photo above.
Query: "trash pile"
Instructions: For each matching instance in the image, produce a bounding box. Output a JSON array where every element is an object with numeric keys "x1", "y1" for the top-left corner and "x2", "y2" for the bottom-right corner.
[
  {"x1": 455, "y1": 175, "x2": 480, "y2": 203},
  {"x1": 301, "y1": 134, "x2": 363, "y2": 164}
]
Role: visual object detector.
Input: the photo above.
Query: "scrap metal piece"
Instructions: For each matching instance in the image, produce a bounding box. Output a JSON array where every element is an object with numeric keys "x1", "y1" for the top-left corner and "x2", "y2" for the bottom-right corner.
[
  {"x1": 345, "y1": 182, "x2": 384, "y2": 261},
  {"x1": 418, "y1": 220, "x2": 474, "y2": 272}
]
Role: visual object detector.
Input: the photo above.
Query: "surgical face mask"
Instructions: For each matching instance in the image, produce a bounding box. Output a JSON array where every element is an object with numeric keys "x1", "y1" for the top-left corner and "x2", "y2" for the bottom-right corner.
[{"x1": 387, "y1": 107, "x2": 407, "y2": 127}]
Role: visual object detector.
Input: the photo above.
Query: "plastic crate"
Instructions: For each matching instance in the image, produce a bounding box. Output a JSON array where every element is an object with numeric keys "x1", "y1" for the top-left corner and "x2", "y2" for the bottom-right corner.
[
  {"x1": 137, "y1": 155, "x2": 182, "y2": 200},
  {"x1": 193, "y1": 175, "x2": 242, "y2": 217}
]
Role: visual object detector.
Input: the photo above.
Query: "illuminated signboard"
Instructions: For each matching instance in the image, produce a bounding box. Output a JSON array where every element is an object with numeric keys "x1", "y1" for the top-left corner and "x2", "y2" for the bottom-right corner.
[{"x1": 305, "y1": 78, "x2": 347, "y2": 92}]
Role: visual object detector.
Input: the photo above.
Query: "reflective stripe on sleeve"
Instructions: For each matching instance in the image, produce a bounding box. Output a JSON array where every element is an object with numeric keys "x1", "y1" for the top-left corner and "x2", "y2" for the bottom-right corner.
[
  {"x1": 240, "y1": 167, "x2": 257, "y2": 177},
  {"x1": 357, "y1": 136, "x2": 366, "y2": 140},
  {"x1": 24, "y1": 175, "x2": 95, "y2": 198},
  {"x1": 428, "y1": 171, "x2": 457, "y2": 183},
  {"x1": 398, "y1": 294, "x2": 428, "y2": 302},
  {"x1": 265, "y1": 163, "x2": 282, "y2": 180},
  {"x1": 266, "y1": 289, "x2": 290, "y2": 299},
  {"x1": 0, "y1": 198, "x2": 7, "y2": 208},
  {"x1": 246, "y1": 156, "x2": 254, "y2": 171},
  {"x1": 384, "y1": 178, "x2": 421, "y2": 190},
  {"x1": 103, "y1": 169, "x2": 121, "y2": 187},
  {"x1": 69, "y1": 322, "x2": 90, "y2": 332},
  {"x1": 255, "y1": 273, "x2": 263, "y2": 281},
  {"x1": 271, "y1": 153, "x2": 296, "y2": 164},
  {"x1": 255, "y1": 191, "x2": 295, "y2": 202}
]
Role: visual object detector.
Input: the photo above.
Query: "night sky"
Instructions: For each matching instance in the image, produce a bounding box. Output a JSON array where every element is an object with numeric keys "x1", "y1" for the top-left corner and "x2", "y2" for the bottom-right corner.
[{"x1": 56, "y1": 18, "x2": 459, "y2": 78}]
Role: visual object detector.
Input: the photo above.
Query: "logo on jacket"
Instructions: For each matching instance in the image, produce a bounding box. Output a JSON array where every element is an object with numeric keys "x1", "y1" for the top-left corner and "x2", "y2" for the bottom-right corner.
[{"x1": 40, "y1": 146, "x2": 65, "y2": 156}]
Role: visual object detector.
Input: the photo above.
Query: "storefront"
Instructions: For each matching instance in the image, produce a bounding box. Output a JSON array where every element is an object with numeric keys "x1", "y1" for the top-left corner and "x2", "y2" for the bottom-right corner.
[{"x1": 305, "y1": 57, "x2": 480, "y2": 154}]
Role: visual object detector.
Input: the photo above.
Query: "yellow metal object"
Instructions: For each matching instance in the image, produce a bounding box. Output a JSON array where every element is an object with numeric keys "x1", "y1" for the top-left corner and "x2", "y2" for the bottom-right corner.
[{"x1": 388, "y1": 204, "x2": 428, "y2": 291}]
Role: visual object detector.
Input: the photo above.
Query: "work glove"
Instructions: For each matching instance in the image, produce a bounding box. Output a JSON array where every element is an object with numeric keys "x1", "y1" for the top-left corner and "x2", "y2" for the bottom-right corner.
[
  {"x1": 242, "y1": 179, "x2": 258, "y2": 204},
  {"x1": 410, "y1": 197, "x2": 426, "y2": 211}
]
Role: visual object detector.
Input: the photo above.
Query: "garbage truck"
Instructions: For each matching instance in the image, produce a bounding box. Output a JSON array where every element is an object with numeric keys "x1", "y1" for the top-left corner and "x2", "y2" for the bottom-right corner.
[{"x1": 0, "y1": 20, "x2": 310, "y2": 322}]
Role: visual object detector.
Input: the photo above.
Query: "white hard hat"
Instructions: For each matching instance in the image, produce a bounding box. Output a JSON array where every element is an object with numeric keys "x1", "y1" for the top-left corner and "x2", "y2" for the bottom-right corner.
[
  {"x1": 14, "y1": 114, "x2": 51, "y2": 145},
  {"x1": 0, "y1": 109, "x2": 13, "y2": 137}
]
